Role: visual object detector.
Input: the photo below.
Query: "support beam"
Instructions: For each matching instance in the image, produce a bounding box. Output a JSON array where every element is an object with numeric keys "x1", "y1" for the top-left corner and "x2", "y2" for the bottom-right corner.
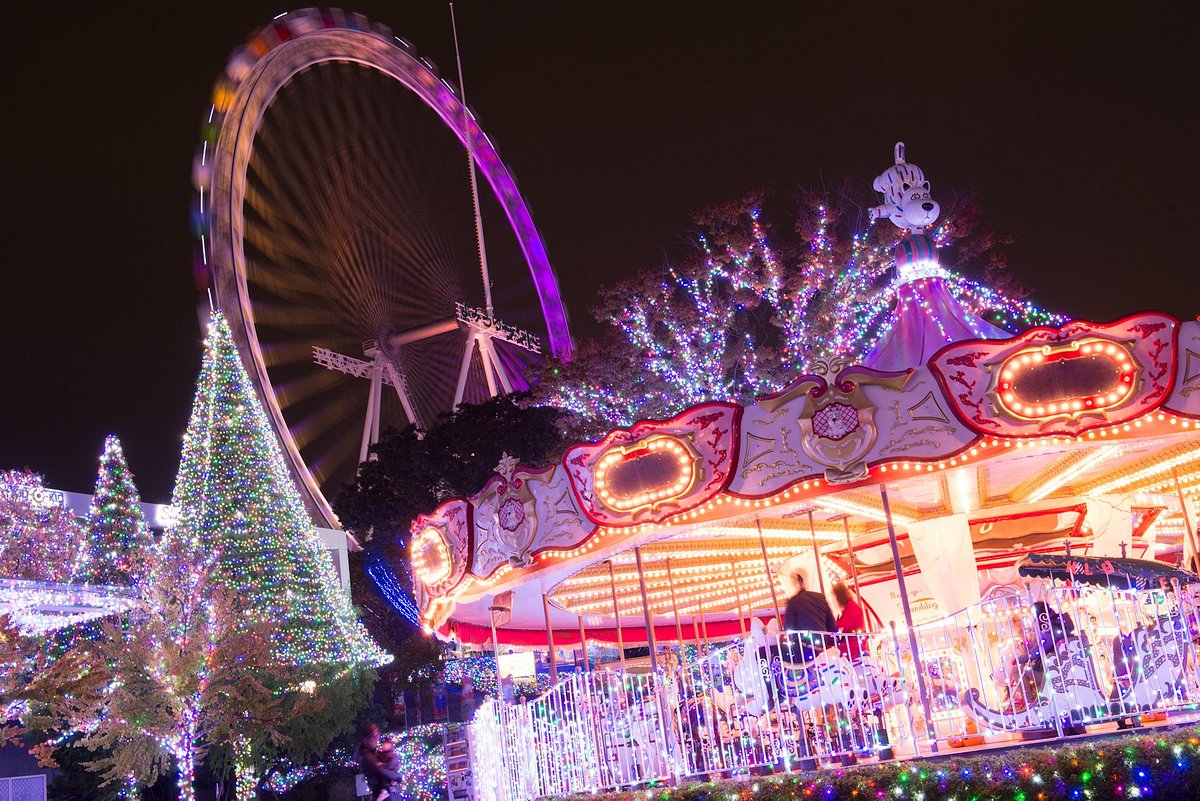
[
  {"x1": 480, "y1": 336, "x2": 499, "y2": 397},
  {"x1": 755, "y1": 518, "x2": 784, "y2": 631},
  {"x1": 608, "y1": 560, "x2": 627, "y2": 672},
  {"x1": 359, "y1": 358, "x2": 383, "y2": 464},
  {"x1": 665, "y1": 558, "x2": 686, "y2": 660},
  {"x1": 453, "y1": 333, "x2": 478, "y2": 410},
  {"x1": 806, "y1": 509, "x2": 827, "y2": 597},
  {"x1": 634, "y1": 547, "x2": 659, "y2": 673},
  {"x1": 881, "y1": 484, "x2": 938, "y2": 752},
  {"x1": 1174, "y1": 467, "x2": 1200, "y2": 574},
  {"x1": 479, "y1": 334, "x2": 514, "y2": 395},
  {"x1": 384, "y1": 319, "x2": 459, "y2": 348},
  {"x1": 382, "y1": 359, "x2": 422, "y2": 430},
  {"x1": 577, "y1": 615, "x2": 589, "y2": 673},
  {"x1": 542, "y1": 593, "x2": 558, "y2": 684},
  {"x1": 837, "y1": 514, "x2": 868, "y2": 632}
]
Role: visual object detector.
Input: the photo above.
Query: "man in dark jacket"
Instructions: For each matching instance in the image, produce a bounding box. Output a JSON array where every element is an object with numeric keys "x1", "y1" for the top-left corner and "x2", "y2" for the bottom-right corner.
[
  {"x1": 781, "y1": 569, "x2": 838, "y2": 768},
  {"x1": 785, "y1": 570, "x2": 836, "y2": 634}
]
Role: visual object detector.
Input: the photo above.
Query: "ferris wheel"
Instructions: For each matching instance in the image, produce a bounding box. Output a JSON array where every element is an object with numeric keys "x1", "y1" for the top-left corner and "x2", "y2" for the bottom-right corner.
[{"x1": 191, "y1": 9, "x2": 573, "y2": 528}]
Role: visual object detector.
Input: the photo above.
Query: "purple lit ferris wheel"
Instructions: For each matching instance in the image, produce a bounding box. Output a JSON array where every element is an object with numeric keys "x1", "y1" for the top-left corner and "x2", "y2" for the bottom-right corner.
[{"x1": 192, "y1": 9, "x2": 573, "y2": 527}]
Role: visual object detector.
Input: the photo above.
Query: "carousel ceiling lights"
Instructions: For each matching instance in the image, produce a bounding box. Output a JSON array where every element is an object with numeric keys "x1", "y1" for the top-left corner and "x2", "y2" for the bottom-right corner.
[
  {"x1": 820, "y1": 495, "x2": 916, "y2": 525},
  {"x1": 1025, "y1": 444, "x2": 1123, "y2": 501},
  {"x1": 1084, "y1": 442, "x2": 1200, "y2": 496}
]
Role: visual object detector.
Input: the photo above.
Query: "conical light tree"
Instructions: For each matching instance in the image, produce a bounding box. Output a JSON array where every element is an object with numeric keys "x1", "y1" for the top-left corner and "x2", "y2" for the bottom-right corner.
[
  {"x1": 77, "y1": 435, "x2": 152, "y2": 586},
  {"x1": 166, "y1": 311, "x2": 388, "y2": 667}
]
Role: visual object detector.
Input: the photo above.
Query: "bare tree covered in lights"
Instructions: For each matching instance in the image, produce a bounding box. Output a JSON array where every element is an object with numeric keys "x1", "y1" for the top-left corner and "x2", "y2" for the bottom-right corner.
[
  {"x1": 538, "y1": 186, "x2": 1054, "y2": 431},
  {"x1": 18, "y1": 549, "x2": 310, "y2": 801}
]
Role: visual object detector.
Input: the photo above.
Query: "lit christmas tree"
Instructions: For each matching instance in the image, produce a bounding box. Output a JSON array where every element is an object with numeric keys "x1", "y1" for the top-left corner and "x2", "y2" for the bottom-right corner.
[
  {"x1": 77, "y1": 435, "x2": 152, "y2": 586},
  {"x1": 0, "y1": 470, "x2": 82, "y2": 582},
  {"x1": 166, "y1": 311, "x2": 388, "y2": 667}
]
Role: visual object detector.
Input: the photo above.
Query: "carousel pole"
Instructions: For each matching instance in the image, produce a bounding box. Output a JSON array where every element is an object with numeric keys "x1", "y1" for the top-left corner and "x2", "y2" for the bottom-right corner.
[
  {"x1": 806, "y1": 509, "x2": 828, "y2": 597},
  {"x1": 665, "y1": 558, "x2": 686, "y2": 660},
  {"x1": 755, "y1": 518, "x2": 784, "y2": 630},
  {"x1": 697, "y1": 595, "x2": 712, "y2": 655},
  {"x1": 1173, "y1": 466, "x2": 1200, "y2": 573},
  {"x1": 836, "y1": 514, "x2": 869, "y2": 632},
  {"x1": 880, "y1": 484, "x2": 938, "y2": 752},
  {"x1": 731, "y1": 560, "x2": 748, "y2": 635},
  {"x1": 608, "y1": 560, "x2": 628, "y2": 672},
  {"x1": 578, "y1": 615, "x2": 590, "y2": 673},
  {"x1": 542, "y1": 593, "x2": 558, "y2": 684},
  {"x1": 633, "y1": 547, "x2": 659, "y2": 673},
  {"x1": 488, "y1": 598, "x2": 503, "y2": 694},
  {"x1": 634, "y1": 550, "x2": 678, "y2": 780}
]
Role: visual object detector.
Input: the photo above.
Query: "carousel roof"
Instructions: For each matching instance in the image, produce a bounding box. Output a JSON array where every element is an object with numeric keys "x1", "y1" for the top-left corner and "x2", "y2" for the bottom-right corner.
[{"x1": 409, "y1": 312, "x2": 1200, "y2": 644}]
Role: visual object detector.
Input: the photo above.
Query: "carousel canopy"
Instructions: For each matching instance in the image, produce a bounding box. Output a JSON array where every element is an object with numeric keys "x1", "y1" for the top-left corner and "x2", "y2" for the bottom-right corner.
[
  {"x1": 1017, "y1": 552, "x2": 1199, "y2": 590},
  {"x1": 409, "y1": 312, "x2": 1200, "y2": 644}
]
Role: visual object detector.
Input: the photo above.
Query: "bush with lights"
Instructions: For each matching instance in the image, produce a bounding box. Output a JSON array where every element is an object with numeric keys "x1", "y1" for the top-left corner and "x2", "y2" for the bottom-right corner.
[{"x1": 558, "y1": 726, "x2": 1200, "y2": 801}]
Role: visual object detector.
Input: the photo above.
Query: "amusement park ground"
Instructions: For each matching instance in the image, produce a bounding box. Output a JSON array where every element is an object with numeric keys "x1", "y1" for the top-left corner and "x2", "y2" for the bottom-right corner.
[{"x1": 553, "y1": 717, "x2": 1200, "y2": 801}]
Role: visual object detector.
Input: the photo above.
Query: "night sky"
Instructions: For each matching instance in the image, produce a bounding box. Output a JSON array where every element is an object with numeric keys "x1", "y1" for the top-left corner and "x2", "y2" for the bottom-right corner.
[{"x1": 4, "y1": 2, "x2": 1196, "y2": 503}]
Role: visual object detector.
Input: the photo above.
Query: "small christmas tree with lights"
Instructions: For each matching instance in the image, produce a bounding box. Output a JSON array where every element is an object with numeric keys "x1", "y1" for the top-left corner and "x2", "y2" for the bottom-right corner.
[
  {"x1": 78, "y1": 435, "x2": 152, "y2": 586},
  {"x1": 0, "y1": 470, "x2": 82, "y2": 582},
  {"x1": 166, "y1": 311, "x2": 387, "y2": 667}
]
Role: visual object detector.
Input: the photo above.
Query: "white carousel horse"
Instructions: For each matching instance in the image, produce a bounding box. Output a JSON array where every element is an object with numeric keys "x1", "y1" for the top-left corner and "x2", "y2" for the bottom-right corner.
[
  {"x1": 961, "y1": 633, "x2": 1108, "y2": 730},
  {"x1": 731, "y1": 618, "x2": 778, "y2": 716},
  {"x1": 1112, "y1": 618, "x2": 1190, "y2": 712}
]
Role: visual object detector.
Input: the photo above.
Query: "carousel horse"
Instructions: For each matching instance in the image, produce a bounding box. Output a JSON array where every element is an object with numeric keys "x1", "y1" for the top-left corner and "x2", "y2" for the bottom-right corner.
[
  {"x1": 1110, "y1": 618, "x2": 1190, "y2": 713},
  {"x1": 961, "y1": 630, "x2": 1108, "y2": 730},
  {"x1": 731, "y1": 618, "x2": 778, "y2": 716},
  {"x1": 767, "y1": 629, "x2": 908, "y2": 715}
]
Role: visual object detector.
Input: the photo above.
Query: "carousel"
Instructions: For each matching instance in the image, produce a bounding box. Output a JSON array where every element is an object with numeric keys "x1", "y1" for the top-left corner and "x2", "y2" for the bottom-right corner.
[{"x1": 408, "y1": 145, "x2": 1200, "y2": 801}]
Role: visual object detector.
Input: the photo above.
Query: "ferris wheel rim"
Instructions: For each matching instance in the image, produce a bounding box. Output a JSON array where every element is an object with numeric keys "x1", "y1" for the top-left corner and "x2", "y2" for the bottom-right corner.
[{"x1": 193, "y1": 10, "x2": 573, "y2": 528}]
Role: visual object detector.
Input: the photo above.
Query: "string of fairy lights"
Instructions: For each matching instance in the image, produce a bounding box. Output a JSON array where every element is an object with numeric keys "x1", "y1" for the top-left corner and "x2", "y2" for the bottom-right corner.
[{"x1": 366, "y1": 554, "x2": 422, "y2": 626}]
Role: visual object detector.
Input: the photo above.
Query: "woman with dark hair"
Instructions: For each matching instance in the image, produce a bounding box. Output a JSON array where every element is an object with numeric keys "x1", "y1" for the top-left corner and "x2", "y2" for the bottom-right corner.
[{"x1": 832, "y1": 582, "x2": 866, "y2": 661}]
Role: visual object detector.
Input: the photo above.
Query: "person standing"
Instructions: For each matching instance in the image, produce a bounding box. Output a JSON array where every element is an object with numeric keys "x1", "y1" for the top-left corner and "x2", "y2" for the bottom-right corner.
[
  {"x1": 784, "y1": 569, "x2": 837, "y2": 658},
  {"x1": 832, "y1": 581, "x2": 866, "y2": 661},
  {"x1": 782, "y1": 569, "x2": 836, "y2": 769}
]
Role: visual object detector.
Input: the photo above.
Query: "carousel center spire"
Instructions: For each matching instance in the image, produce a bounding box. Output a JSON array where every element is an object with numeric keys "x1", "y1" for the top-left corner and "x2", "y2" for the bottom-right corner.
[{"x1": 865, "y1": 142, "x2": 1009, "y2": 371}]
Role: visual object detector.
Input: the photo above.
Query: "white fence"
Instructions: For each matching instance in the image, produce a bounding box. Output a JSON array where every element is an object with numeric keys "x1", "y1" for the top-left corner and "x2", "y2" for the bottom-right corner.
[
  {"x1": 469, "y1": 581, "x2": 1200, "y2": 801},
  {"x1": 0, "y1": 775, "x2": 47, "y2": 801}
]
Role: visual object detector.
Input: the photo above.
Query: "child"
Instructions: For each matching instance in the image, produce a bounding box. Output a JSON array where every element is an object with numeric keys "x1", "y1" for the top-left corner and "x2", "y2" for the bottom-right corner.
[{"x1": 375, "y1": 738, "x2": 400, "y2": 801}]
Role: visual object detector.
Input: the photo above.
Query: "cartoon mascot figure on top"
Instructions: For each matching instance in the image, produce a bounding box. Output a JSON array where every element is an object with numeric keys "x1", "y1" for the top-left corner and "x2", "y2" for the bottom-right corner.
[
  {"x1": 869, "y1": 142, "x2": 940, "y2": 231},
  {"x1": 869, "y1": 142, "x2": 943, "y2": 282}
]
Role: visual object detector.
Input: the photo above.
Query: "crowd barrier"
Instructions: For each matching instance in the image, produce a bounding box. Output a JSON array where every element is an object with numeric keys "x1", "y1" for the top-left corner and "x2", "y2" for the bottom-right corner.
[{"x1": 468, "y1": 581, "x2": 1200, "y2": 801}]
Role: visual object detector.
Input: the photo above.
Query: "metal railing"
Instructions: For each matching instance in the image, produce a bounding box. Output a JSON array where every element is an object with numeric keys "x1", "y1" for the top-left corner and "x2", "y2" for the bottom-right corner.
[
  {"x1": 0, "y1": 774, "x2": 47, "y2": 801},
  {"x1": 467, "y1": 581, "x2": 1200, "y2": 801}
]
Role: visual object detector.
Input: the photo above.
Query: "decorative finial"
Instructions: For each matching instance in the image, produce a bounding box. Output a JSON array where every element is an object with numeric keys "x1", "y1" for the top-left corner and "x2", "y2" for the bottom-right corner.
[{"x1": 868, "y1": 142, "x2": 941, "y2": 233}]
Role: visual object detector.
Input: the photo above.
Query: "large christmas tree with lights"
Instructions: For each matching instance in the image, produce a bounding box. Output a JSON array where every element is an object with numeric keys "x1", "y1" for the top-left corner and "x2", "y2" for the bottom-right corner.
[
  {"x1": 77, "y1": 434, "x2": 152, "y2": 586},
  {"x1": 167, "y1": 311, "x2": 388, "y2": 666}
]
